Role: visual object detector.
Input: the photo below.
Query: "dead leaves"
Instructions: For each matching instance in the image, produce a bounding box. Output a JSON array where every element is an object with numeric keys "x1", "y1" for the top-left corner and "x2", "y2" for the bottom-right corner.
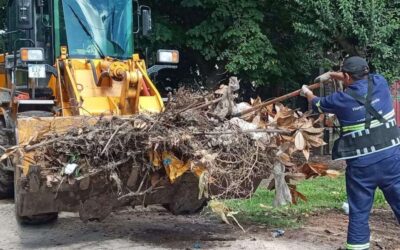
[
  {"x1": 295, "y1": 132, "x2": 306, "y2": 151},
  {"x1": 300, "y1": 163, "x2": 340, "y2": 179},
  {"x1": 302, "y1": 149, "x2": 310, "y2": 161},
  {"x1": 198, "y1": 171, "x2": 210, "y2": 199},
  {"x1": 277, "y1": 152, "x2": 295, "y2": 167},
  {"x1": 0, "y1": 146, "x2": 20, "y2": 162},
  {"x1": 325, "y1": 169, "x2": 341, "y2": 178},
  {"x1": 289, "y1": 184, "x2": 308, "y2": 205},
  {"x1": 260, "y1": 102, "x2": 327, "y2": 162},
  {"x1": 301, "y1": 163, "x2": 328, "y2": 179},
  {"x1": 209, "y1": 200, "x2": 245, "y2": 232}
]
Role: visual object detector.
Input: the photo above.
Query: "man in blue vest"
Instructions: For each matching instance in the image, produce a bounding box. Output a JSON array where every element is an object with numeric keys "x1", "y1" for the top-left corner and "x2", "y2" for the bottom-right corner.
[{"x1": 301, "y1": 56, "x2": 400, "y2": 250}]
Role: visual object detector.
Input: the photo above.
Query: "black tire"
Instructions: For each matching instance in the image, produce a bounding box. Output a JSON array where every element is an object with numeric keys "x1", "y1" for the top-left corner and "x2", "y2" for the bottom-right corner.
[
  {"x1": 0, "y1": 167, "x2": 13, "y2": 199},
  {"x1": 14, "y1": 110, "x2": 58, "y2": 225},
  {"x1": 0, "y1": 120, "x2": 13, "y2": 199},
  {"x1": 165, "y1": 173, "x2": 208, "y2": 215},
  {"x1": 16, "y1": 213, "x2": 58, "y2": 226}
]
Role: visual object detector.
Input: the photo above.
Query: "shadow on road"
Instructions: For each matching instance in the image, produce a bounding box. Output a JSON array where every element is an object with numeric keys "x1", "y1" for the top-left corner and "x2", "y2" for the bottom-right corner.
[{"x1": 17, "y1": 206, "x2": 237, "y2": 249}]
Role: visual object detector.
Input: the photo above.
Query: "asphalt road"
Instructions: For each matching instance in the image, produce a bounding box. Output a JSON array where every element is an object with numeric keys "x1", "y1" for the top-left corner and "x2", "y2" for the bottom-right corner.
[{"x1": 0, "y1": 199, "x2": 332, "y2": 250}]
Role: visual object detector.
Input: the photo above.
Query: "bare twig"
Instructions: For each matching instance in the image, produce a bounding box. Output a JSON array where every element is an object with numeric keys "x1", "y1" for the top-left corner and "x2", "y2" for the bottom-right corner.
[
  {"x1": 185, "y1": 97, "x2": 223, "y2": 112},
  {"x1": 24, "y1": 137, "x2": 63, "y2": 151},
  {"x1": 117, "y1": 186, "x2": 156, "y2": 200},
  {"x1": 101, "y1": 122, "x2": 129, "y2": 155},
  {"x1": 192, "y1": 128, "x2": 291, "y2": 136}
]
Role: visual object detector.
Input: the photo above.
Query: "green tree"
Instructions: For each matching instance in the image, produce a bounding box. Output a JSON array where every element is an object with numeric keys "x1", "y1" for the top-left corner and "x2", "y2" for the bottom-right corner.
[
  {"x1": 183, "y1": 0, "x2": 280, "y2": 85},
  {"x1": 0, "y1": 0, "x2": 6, "y2": 30},
  {"x1": 292, "y1": 0, "x2": 400, "y2": 81},
  {"x1": 147, "y1": 0, "x2": 400, "y2": 90},
  {"x1": 0, "y1": 0, "x2": 8, "y2": 51}
]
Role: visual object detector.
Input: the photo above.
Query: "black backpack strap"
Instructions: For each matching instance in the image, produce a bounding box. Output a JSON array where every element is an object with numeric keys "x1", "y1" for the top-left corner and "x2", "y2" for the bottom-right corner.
[
  {"x1": 365, "y1": 75, "x2": 374, "y2": 128},
  {"x1": 345, "y1": 76, "x2": 386, "y2": 128}
]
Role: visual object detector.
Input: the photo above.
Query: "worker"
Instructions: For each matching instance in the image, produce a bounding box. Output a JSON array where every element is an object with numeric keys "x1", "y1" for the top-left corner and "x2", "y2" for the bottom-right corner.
[{"x1": 300, "y1": 56, "x2": 400, "y2": 250}]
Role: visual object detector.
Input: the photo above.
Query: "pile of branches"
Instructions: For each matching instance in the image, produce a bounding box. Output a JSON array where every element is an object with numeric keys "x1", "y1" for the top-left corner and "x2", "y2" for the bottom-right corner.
[{"x1": 4, "y1": 77, "x2": 332, "y2": 204}]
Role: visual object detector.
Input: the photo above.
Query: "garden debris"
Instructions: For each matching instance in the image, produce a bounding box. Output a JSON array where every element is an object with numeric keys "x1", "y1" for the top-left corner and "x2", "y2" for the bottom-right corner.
[
  {"x1": 209, "y1": 200, "x2": 245, "y2": 232},
  {"x1": 273, "y1": 162, "x2": 292, "y2": 206},
  {"x1": 299, "y1": 163, "x2": 340, "y2": 179},
  {"x1": 198, "y1": 171, "x2": 210, "y2": 199},
  {"x1": 2, "y1": 77, "x2": 333, "y2": 206},
  {"x1": 272, "y1": 229, "x2": 285, "y2": 238},
  {"x1": 288, "y1": 184, "x2": 308, "y2": 204}
]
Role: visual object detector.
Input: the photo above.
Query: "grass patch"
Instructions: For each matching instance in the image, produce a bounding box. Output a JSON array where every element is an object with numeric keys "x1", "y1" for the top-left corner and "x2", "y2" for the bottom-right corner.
[{"x1": 226, "y1": 175, "x2": 387, "y2": 228}]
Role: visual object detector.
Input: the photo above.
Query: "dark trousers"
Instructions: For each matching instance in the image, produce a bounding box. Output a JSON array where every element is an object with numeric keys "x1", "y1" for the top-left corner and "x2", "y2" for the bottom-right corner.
[{"x1": 346, "y1": 154, "x2": 400, "y2": 249}]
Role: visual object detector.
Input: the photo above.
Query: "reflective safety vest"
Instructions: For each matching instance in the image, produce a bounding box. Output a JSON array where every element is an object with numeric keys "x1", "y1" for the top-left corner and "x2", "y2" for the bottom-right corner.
[{"x1": 332, "y1": 76, "x2": 400, "y2": 160}]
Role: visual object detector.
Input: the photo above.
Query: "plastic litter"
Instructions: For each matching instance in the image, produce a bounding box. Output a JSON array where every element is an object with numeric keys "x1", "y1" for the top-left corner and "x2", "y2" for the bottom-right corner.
[
  {"x1": 65, "y1": 163, "x2": 78, "y2": 175},
  {"x1": 272, "y1": 229, "x2": 285, "y2": 238},
  {"x1": 193, "y1": 241, "x2": 201, "y2": 249},
  {"x1": 342, "y1": 202, "x2": 349, "y2": 215}
]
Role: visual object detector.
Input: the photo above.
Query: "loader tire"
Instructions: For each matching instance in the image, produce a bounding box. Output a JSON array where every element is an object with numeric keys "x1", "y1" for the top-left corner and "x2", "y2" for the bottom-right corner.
[
  {"x1": 0, "y1": 121, "x2": 14, "y2": 199},
  {"x1": 16, "y1": 213, "x2": 58, "y2": 225},
  {"x1": 165, "y1": 173, "x2": 207, "y2": 215},
  {"x1": 0, "y1": 168, "x2": 13, "y2": 199}
]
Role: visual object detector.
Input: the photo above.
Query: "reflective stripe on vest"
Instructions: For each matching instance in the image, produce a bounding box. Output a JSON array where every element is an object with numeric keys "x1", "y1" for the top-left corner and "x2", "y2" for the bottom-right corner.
[
  {"x1": 332, "y1": 119, "x2": 400, "y2": 160},
  {"x1": 332, "y1": 76, "x2": 400, "y2": 160},
  {"x1": 342, "y1": 110, "x2": 396, "y2": 133}
]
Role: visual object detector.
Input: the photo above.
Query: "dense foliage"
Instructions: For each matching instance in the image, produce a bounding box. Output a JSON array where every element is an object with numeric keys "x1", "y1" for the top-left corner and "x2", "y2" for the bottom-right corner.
[
  {"x1": 292, "y1": 0, "x2": 400, "y2": 82},
  {"x1": 145, "y1": 0, "x2": 400, "y2": 89}
]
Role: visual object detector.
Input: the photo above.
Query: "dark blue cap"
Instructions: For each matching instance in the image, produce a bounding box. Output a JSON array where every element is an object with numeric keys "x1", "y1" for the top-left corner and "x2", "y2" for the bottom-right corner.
[{"x1": 342, "y1": 56, "x2": 369, "y2": 74}]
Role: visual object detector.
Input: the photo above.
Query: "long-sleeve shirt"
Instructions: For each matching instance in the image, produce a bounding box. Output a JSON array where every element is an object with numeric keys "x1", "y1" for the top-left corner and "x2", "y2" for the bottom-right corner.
[{"x1": 311, "y1": 74, "x2": 399, "y2": 167}]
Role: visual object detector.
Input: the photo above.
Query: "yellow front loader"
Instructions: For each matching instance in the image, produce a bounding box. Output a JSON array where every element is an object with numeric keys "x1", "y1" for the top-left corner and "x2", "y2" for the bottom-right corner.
[{"x1": 0, "y1": 0, "x2": 205, "y2": 224}]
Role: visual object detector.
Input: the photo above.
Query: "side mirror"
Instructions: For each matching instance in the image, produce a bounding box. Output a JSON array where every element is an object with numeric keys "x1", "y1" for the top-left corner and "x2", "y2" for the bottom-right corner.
[
  {"x1": 142, "y1": 9, "x2": 152, "y2": 36},
  {"x1": 16, "y1": 0, "x2": 33, "y2": 29}
]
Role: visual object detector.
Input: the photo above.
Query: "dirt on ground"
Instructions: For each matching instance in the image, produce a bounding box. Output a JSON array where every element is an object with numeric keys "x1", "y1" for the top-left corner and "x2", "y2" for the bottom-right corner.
[
  {"x1": 0, "y1": 199, "x2": 398, "y2": 250},
  {"x1": 289, "y1": 209, "x2": 400, "y2": 250}
]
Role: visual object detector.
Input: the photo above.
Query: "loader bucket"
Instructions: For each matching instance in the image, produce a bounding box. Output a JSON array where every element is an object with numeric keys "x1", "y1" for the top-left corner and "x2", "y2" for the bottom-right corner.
[
  {"x1": 14, "y1": 115, "x2": 104, "y2": 220},
  {"x1": 14, "y1": 115, "x2": 262, "y2": 222},
  {"x1": 17, "y1": 116, "x2": 96, "y2": 175},
  {"x1": 14, "y1": 115, "x2": 207, "y2": 221}
]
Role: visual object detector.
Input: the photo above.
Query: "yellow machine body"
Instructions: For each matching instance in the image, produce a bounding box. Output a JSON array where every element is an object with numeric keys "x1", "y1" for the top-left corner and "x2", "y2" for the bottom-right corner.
[
  {"x1": 16, "y1": 49, "x2": 165, "y2": 175},
  {"x1": 51, "y1": 51, "x2": 164, "y2": 116}
]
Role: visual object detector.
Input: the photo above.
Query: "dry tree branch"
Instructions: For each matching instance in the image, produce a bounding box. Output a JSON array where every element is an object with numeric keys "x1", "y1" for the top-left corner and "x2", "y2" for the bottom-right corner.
[{"x1": 101, "y1": 122, "x2": 130, "y2": 155}]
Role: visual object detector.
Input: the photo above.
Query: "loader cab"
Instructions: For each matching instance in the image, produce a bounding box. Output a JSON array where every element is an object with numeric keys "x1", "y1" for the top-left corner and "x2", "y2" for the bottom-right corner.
[
  {"x1": 54, "y1": 0, "x2": 135, "y2": 60},
  {"x1": 2, "y1": 0, "x2": 146, "y2": 111},
  {"x1": 2, "y1": 0, "x2": 172, "y2": 113},
  {"x1": 4, "y1": 0, "x2": 137, "y2": 80}
]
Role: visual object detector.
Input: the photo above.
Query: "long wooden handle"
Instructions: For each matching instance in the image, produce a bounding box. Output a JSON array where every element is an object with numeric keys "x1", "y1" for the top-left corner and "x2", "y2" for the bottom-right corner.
[{"x1": 233, "y1": 83, "x2": 321, "y2": 117}]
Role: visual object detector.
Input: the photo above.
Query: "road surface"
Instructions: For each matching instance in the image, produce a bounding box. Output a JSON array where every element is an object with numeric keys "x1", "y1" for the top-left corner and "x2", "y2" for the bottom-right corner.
[{"x1": 0, "y1": 199, "x2": 332, "y2": 250}]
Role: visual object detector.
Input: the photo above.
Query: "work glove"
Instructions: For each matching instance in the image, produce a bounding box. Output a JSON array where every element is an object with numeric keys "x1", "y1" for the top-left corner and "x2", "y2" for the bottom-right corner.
[
  {"x1": 314, "y1": 72, "x2": 332, "y2": 83},
  {"x1": 300, "y1": 85, "x2": 312, "y2": 97}
]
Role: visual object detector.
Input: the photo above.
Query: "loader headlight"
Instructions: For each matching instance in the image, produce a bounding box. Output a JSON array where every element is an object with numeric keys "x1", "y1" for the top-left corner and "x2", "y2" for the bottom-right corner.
[
  {"x1": 157, "y1": 50, "x2": 179, "y2": 64},
  {"x1": 20, "y1": 48, "x2": 44, "y2": 62}
]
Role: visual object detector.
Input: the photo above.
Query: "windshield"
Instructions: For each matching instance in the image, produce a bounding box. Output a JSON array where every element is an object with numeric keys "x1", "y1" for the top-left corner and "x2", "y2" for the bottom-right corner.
[{"x1": 61, "y1": 0, "x2": 133, "y2": 59}]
